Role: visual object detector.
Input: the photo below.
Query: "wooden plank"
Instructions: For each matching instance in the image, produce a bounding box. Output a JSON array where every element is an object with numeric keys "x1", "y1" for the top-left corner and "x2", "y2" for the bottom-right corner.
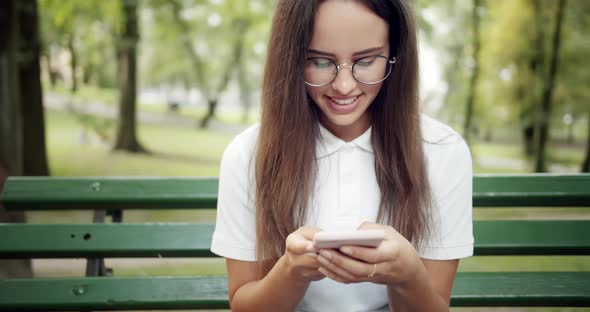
[
  {"x1": 1, "y1": 272, "x2": 589, "y2": 310},
  {"x1": 452, "y1": 272, "x2": 590, "y2": 307},
  {"x1": 0, "y1": 223, "x2": 216, "y2": 258},
  {"x1": 474, "y1": 220, "x2": 590, "y2": 255},
  {"x1": 2, "y1": 221, "x2": 590, "y2": 258},
  {"x1": 2, "y1": 174, "x2": 589, "y2": 211},
  {"x1": 0, "y1": 276, "x2": 229, "y2": 311},
  {"x1": 0, "y1": 177, "x2": 218, "y2": 210},
  {"x1": 473, "y1": 174, "x2": 590, "y2": 207}
]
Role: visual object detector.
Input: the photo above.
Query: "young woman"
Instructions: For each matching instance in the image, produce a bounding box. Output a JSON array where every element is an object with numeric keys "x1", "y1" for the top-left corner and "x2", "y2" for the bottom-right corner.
[{"x1": 211, "y1": 0, "x2": 473, "y2": 311}]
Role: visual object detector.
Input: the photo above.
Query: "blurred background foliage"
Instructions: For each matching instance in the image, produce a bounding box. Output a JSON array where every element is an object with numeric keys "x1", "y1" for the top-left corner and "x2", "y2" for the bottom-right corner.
[
  {"x1": 0, "y1": 0, "x2": 589, "y2": 302},
  {"x1": 4, "y1": 0, "x2": 585, "y2": 178}
]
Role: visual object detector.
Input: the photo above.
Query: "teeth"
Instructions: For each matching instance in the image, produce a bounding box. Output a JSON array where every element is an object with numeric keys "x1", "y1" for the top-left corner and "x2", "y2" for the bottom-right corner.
[{"x1": 331, "y1": 96, "x2": 357, "y2": 105}]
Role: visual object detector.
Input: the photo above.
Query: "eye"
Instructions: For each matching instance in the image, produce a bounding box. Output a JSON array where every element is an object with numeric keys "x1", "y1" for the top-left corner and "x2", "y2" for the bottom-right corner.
[
  {"x1": 309, "y1": 58, "x2": 333, "y2": 69},
  {"x1": 356, "y1": 56, "x2": 378, "y2": 67}
]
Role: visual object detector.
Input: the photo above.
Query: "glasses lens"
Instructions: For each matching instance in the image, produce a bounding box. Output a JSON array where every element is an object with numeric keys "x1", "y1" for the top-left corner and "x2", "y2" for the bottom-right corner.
[
  {"x1": 304, "y1": 57, "x2": 336, "y2": 86},
  {"x1": 353, "y1": 56, "x2": 391, "y2": 84}
]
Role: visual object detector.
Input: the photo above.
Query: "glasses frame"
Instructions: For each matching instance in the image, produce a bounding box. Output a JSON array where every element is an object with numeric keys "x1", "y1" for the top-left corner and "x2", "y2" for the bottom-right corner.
[{"x1": 304, "y1": 55, "x2": 397, "y2": 87}]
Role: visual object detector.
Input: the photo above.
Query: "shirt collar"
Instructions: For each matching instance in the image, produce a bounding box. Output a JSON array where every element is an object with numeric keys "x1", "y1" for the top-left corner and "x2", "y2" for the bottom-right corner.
[{"x1": 316, "y1": 123, "x2": 373, "y2": 158}]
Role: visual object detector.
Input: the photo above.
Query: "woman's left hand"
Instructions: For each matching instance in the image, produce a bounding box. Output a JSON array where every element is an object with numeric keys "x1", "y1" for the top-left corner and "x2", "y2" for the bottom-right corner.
[{"x1": 316, "y1": 222, "x2": 423, "y2": 286}]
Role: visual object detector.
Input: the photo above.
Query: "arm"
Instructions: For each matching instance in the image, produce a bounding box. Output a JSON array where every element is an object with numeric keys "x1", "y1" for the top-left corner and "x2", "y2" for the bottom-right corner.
[
  {"x1": 385, "y1": 259, "x2": 458, "y2": 312},
  {"x1": 227, "y1": 228, "x2": 325, "y2": 312}
]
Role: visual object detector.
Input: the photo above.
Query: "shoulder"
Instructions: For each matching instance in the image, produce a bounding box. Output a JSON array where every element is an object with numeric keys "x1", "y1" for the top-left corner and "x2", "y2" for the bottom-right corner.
[
  {"x1": 223, "y1": 124, "x2": 260, "y2": 158},
  {"x1": 420, "y1": 114, "x2": 471, "y2": 174},
  {"x1": 420, "y1": 114, "x2": 464, "y2": 145},
  {"x1": 220, "y1": 124, "x2": 260, "y2": 170}
]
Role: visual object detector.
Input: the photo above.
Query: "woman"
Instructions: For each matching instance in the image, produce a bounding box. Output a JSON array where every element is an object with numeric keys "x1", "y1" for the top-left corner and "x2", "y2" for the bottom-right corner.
[{"x1": 211, "y1": 0, "x2": 473, "y2": 311}]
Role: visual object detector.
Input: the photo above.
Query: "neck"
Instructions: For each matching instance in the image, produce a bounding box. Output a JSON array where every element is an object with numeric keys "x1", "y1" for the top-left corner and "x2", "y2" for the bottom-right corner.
[{"x1": 319, "y1": 116, "x2": 371, "y2": 142}]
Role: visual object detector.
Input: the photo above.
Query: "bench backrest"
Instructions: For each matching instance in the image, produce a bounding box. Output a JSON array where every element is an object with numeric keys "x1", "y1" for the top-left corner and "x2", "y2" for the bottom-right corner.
[
  {"x1": 3, "y1": 174, "x2": 590, "y2": 210},
  {"x1": 1, "y1": 174, "x2": 589, "y2": 310}
]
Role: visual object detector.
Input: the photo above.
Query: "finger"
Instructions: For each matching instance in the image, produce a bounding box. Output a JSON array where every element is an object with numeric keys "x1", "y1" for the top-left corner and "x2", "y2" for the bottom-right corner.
[
  {"x1": 357, "y1": 222, "x2": 399, "y2": 238},
  {"x1": 338, "y1": 244, "x2": 382, "y2": 264},
  {"x1": 286, "y1": 232, "x2": 314, "y2": 254},
  {"x1": 318, "y1": 262, "x2": 352, "y2": 284},
  {"x1": 297, "y1": 226, "x2": 323, "y2": 240},
  {"x1": 317, "y1": 253, "x2": 358, "y2": 282},
  {"x1": 319, "y1": 249, "x2": 373, "y2": 281},
  {"x1": 357, "y1": 221, "x2": 379, "y2": 230}
]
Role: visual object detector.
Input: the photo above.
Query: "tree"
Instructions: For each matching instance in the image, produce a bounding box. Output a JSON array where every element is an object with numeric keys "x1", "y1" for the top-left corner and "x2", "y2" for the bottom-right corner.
[
  {"x1": 113, "y1": 0, "x2": 146, "y2": 152},
  {"x1": 20, "y1": 0, "x2": 50, "y2": 176},
  {"x1": 0, "y1": 0, "x2": 23, "y2": 177},
  {"x1": 144, "y1": 0, "x2": 271, "y2": 128},
  {"x1": 0, "y1": 0, "x2": 44, "y2": 278},
  {"x1": 463, "y1": 0, "x2": 483, "y2": 142},
  {"x1": 533, "y1": 0, "x2": 567, "y2": 172},
  {"x1": 582, "y1": 115, "x2": 590, "y2": 172}
]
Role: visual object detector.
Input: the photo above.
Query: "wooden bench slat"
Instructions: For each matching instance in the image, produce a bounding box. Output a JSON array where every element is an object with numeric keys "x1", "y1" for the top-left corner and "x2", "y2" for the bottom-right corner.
[
  {"x1": 2, "y1": 174, "x2": 589, "y2": 210},
  {"x1": 0, "y1": 223, "x2": 216, "y2": 258},
  {"x1": 473, "y1": 174, "x2": 590, "y2": 207},
  {"x1": 0, "y1": 177, "x2": 218, "y2": 210},
  {"x1": 452, "y1": 272, "x2": 590, "y2": 307},
  {"x1": 2, "y1": 221, "x2": 590, "y2": 258},
  {"x1": 474, "y1": 220, "x2": 590, "y2": 255},
  {"x1": 1, "y1": 272, "x2": 589, "y2": 310},
  {"x1": 0, "y1": 276, "x2": 229, "y2": 311}
]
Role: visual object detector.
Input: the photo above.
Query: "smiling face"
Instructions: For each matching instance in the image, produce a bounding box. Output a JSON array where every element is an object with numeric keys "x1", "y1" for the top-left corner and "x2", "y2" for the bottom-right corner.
[{"x1": 306, "y1": 0, "x2": 390, "y2": 141}]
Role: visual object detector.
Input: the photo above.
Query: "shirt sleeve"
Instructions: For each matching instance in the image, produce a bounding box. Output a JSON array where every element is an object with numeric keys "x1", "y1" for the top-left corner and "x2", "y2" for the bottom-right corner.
[
  {"x1": 419, "y1": 137, "x2": 474, "y2": 260},
  {"x1": 210, "y1": 127, "x2": 258, "y2": 261}
]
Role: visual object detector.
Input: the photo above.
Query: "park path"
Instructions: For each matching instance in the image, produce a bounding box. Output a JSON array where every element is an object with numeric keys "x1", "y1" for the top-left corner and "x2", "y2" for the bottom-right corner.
[{"x1": 45, "y1": 93, "x2": 248, "y2": 135}]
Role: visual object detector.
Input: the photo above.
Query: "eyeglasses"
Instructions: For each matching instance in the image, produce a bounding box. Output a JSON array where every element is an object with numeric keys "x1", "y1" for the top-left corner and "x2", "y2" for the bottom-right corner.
[{"x1": 304, "y1": 55, "x2": 396, "y2": 87}]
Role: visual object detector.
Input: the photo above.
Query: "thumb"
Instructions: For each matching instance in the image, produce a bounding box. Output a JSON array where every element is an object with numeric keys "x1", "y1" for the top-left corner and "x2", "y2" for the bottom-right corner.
[{"x1": 286, "y1": 232, "x2": 314, "y2": 254}]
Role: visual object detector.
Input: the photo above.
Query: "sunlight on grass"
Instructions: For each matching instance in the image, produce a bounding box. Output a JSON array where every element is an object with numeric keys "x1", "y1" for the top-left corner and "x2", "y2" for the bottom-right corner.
[{"x1": 46, "y1": 110, "x2": 234, "y2": 176}]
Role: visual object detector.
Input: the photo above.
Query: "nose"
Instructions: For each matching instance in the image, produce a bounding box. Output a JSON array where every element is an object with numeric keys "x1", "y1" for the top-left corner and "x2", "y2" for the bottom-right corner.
[{"x1": 331, "y1": 65, "x2": 357, "y2": 95}]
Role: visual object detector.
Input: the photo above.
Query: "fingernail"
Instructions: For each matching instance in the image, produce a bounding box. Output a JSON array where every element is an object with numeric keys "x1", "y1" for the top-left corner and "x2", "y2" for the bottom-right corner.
[
  {"x1": 306, "y1": 243, "x2": 315, "y2": 252},
  {"x1": 318, "y1": 267, "x2": 328, "y2": 275},
  {"x1": 305, "y1": 252, "x2": 317, "y2": 258},
  {"x1": 340, "y1": 247, "x2": 352, "y2": 255},
  {"x1": 317, "y1": 255, "x2": 329, "y2": 265},
  {"x1": 319, "y1": 250, "x2": 331, "y2": 259}
]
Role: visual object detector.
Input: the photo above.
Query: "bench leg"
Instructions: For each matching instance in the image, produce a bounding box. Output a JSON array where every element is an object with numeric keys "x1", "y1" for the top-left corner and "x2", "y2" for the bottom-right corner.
[{"x1": 86, "y1": 210, "x2": 113, "y2": 277}]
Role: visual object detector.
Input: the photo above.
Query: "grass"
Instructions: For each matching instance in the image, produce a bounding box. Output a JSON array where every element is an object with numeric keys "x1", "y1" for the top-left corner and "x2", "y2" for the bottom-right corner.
[{"x1": 45, "y1": 110, "x2": 235, "y2": 177}]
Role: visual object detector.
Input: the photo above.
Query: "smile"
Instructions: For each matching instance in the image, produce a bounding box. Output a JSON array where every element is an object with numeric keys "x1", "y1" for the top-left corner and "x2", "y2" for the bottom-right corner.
[{"x1": 329, "y1": 96, "x2": 359, "y2": 105}]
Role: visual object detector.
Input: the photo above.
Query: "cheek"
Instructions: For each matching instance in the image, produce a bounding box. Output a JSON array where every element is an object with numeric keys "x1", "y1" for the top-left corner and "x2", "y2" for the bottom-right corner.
[
  {"x1": 362, "y1": 84, "x2": 384, "y2": 101},
  {"x1": 306, "y1": 86, "x2": 326, "y2": 103}
]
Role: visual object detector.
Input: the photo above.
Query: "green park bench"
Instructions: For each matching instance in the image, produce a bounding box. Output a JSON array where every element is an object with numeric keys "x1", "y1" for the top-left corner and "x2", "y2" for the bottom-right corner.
[{"x1": 0, "y1": 174, "x2": 589, "y2": 310}]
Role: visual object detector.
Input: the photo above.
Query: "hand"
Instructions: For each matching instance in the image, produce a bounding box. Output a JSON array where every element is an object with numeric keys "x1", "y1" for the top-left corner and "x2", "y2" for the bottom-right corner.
[
  {"x1": 284, "y1": 226, "x2": 326, "y2": 283},
  {"x1": 315, "y1": 222, "x2": 423, "y2": 286}
]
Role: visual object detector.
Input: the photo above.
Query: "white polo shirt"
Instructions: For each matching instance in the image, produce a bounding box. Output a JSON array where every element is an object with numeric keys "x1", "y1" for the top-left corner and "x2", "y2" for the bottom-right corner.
[{"x1": 211, "y1": 114, "x2": 473, "y2": 312}]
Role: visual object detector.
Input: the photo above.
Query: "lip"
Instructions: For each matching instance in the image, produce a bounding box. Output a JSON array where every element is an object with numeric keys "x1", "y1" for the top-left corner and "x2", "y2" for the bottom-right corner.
[{"x1": 326, "y1": 95, "x2": 361, "y2": 114}]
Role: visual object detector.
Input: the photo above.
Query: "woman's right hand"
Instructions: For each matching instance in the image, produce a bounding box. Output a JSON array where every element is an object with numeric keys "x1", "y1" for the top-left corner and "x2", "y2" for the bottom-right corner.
[{"x1": 284, "y1": 226, "x2": 326, "y2": 283}]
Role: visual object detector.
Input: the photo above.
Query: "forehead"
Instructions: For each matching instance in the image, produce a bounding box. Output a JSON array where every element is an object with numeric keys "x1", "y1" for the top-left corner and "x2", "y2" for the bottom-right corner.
[{"x1": 309, "y1": 0, "x2": 389, "y2": 55}]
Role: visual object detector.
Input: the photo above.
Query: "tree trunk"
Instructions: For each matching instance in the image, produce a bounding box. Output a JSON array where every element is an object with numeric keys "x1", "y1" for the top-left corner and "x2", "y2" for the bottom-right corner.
[
  {"x1": 534, "y1": 0, "x2": 566, "y2": 172},
  {"x1": 523, "y1": 0, "x2": 546, "y2": 158},
  {"x1": 238, "y1": 65, "x2": 252, "y2": 124},
  {"x1": 68, "y1": 34, "x2": 78, "y2": 93},
  {"x1": 113, "y1": 0, "x2": 145, "y2": 153},
  {"x1": 19, "y1": 0, "x2": 50, "y2": 176},
  {"x1": 0, "y1": 0, "x2": 23, "y2": 175},
  {"x1": 463, "y1": 0, "x2": 482, "y2": 143},
  {"x1": 0, "y1": 0, "x2": 32, "y2": 278},
  {"x1": 581, "y1": 114, "x2": 590, "y2": 172},
  {"x1": 200, "y1": 98, "x2": 218, "y2": 129}
]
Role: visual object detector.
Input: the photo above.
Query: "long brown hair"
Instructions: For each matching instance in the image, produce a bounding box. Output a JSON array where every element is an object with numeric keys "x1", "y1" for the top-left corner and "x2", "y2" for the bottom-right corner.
[{"x1": 255, "y1": 0, "x2": 431, "y2": 262}]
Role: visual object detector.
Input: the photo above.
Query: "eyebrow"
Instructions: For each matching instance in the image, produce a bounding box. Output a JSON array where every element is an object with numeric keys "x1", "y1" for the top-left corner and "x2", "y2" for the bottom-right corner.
[{"x1": 308, "y1": 46, "x2": 384, "y2": 57}]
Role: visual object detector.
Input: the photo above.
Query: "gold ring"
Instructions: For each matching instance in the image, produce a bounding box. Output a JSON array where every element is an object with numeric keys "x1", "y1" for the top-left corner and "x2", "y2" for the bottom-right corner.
[{"x1": 367, "y1": 263, "x2": 377, "y2": 278}]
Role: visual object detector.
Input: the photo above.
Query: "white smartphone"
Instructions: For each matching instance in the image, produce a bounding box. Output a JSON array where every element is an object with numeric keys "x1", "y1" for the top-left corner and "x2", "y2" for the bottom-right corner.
[{"x1": 313, "y1": 230, "x2": 385, "y2": 249}]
